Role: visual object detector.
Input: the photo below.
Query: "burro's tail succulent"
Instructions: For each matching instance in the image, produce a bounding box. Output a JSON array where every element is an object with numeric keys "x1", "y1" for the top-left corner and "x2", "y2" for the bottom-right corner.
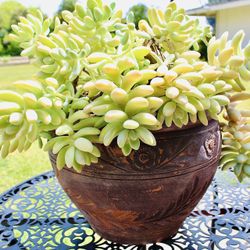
[{"x1": 1, "y1": 0, "x2": 250, "y2": 181}]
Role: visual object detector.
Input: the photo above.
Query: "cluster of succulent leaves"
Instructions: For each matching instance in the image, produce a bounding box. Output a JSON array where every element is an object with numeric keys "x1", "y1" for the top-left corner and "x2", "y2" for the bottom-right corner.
[
  {"x1": 221, "y1": 92, "x2": 250, "y2": 182},
  {"x1": 0, "y1": 0, "x2": 249, "y2": 180}
]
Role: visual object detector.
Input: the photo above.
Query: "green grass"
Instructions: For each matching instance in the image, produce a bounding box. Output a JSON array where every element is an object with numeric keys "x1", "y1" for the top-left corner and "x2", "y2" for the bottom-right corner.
[
  {"x1": 0, "y1": 64, "x2": 37, "y2": 89},
  {"x1": 0, "y1": 142, "x2": 51, "y2": 193},
  {"x1": 0, "y1": 64, "x2": 50, "y2": 194}
]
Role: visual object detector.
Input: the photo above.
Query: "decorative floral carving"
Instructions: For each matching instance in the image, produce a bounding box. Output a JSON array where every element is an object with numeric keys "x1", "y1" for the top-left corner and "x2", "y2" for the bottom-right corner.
[
  {"x1": 128, "y1": 146, "x2": 160, "y2": 172},
  {"x1": 205, "y1": 134, "x2": 216, "y2": 158},
  {"x1": 134, "y1": 176, "x2": 213, "y2": 224},
  {"x1": 55, "y1": 121, "x2": 221, "y2": 183}
]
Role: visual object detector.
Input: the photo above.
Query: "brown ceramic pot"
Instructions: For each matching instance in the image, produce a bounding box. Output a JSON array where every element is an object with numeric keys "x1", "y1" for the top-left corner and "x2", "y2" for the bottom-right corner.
[{"x1": 50, "y1": 120, "x2": 221, "y2": 245}]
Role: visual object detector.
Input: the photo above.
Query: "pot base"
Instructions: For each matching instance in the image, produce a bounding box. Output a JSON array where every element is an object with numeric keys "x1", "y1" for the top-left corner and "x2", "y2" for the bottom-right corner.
[{"x1": 91, "y1": 224, "x2": 179, "y2": 245}]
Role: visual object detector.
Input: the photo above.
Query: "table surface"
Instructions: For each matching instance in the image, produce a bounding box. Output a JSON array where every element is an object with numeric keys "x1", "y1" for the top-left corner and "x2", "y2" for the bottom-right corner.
[{"x1": 0, "y1": 170, "x2": 249, "y2": 250}]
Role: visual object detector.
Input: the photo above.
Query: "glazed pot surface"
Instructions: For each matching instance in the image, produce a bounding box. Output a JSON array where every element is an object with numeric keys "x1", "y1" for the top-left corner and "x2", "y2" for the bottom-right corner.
[{"x1": 50, "y1": 120, "x2": 221, "y2": 245}]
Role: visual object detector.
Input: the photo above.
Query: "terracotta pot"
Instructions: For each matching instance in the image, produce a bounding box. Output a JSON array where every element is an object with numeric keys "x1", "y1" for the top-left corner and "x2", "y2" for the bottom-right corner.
[{"x1": 50, "y1": 120, "x2": 221, "y2": 245}]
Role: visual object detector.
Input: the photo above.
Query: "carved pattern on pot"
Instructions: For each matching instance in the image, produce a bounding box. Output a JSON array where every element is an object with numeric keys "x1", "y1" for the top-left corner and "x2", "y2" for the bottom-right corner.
[
  {"x1": 128, "y1": 146, "x2": 160, "y2": 171},
  {"x1": 53, "y1": 121, "x2": 221, "y2": 180},
  {"x1": 133, "y1": 176, "x2": 213, "y2": 225},
  {"x1": 95, "y1": 135, "x2": 203, "y2": 173},
  {"x1": 205, "y1": 134, "x2": 216, "y2": 158}
]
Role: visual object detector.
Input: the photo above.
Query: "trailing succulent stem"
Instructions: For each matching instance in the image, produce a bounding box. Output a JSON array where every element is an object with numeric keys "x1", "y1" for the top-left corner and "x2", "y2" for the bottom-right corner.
[{"x1": 0, "y1": 0, "x2": 249, "y2": 181}]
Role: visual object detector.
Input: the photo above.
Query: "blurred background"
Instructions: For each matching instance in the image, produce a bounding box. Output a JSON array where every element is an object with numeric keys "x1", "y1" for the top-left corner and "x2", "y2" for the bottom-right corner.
[{"x1": 0, "y1": 0, "x2": 249, "y2": 193}]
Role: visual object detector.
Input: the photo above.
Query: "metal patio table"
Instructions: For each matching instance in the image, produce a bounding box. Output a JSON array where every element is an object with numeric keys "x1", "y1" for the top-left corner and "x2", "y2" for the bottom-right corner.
[{"x1": 0, "y1": 170, "x2": 249, "y2": 250}]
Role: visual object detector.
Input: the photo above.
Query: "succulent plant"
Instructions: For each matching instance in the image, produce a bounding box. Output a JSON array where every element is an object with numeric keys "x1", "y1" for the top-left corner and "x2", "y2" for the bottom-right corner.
[
  {"x1": 138, "y1": 2, "x2": 212, "y2": 54},
  {"x1": 220, "y1": 92, "x2": 250, "y2": 181},
  {"x1": 1, "y1": 0, "x2": 250, "y2": 181}
]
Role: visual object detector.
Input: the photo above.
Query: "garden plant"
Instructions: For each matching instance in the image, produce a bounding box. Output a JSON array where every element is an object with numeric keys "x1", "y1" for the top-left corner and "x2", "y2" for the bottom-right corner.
[{"x1": 0, "y1": 0, "x2": 249, "y2": 183}]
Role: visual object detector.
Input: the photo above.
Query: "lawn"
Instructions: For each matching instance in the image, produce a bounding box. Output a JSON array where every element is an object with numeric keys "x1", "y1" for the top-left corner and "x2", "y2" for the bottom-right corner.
[
  {"x1": 0, "y1": 64, "x2": 51, "y2": 194},
  {"x1": 0, "y1": 64, "x2": 37, "y2": 88}
]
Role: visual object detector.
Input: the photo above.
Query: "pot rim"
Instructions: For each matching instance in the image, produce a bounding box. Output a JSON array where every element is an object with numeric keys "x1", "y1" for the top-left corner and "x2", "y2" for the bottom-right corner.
[
  {"x1": 50, "y1": 119, "x2": 221, "y2": 180},
  {"x1": 153, "y1": 118, "x2": 213, "y2": 134}
]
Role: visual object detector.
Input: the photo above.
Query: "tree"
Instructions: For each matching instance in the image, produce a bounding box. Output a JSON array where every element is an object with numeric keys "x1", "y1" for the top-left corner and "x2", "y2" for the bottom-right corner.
[
  {"x1": 127, "y1": 4, "x2": 148, "y2": 28},
  {"x1": 0, "y1": 0, "x2": 27, "y2": 30},
  {"x1": 57, "y1": 0, "x2": 77, "y2": 14},
  {"x1": 0, "y1": 0, "x2": 27, "y2": 56}
]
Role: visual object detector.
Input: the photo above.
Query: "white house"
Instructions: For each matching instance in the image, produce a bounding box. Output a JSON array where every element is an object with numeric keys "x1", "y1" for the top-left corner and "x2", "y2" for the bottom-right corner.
[{"x1": 187, "y1": 0, "x2": 250, "y2": 46}]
